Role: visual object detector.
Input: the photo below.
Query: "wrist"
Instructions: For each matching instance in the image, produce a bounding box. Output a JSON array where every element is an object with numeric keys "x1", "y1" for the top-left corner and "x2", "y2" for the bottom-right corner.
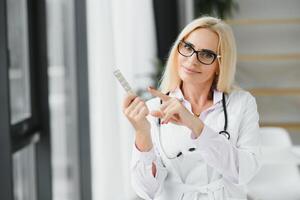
[
  {"x1": 135, "y1": 131, "x2": 153, "y2": 152},
  {"x1": 135, "y1": 127, "x2": 150, "y2": 135}
]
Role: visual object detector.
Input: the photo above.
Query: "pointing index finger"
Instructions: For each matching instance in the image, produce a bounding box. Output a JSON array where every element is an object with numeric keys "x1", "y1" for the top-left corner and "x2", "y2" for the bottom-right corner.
[{"x1": 147, "y1": 86, "x2": 170, "y2": 102}]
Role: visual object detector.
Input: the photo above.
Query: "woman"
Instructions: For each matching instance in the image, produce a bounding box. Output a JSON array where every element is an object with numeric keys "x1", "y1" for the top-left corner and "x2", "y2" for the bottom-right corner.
[{"x1": 123, "y1": 16, "x2": 260, "y2": 200}]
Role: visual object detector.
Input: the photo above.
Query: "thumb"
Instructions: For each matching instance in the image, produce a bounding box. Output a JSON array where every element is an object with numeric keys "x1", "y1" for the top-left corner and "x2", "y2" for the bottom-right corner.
[{"x1": 150, "y1": 110, "x2": 164, "y2": 118}]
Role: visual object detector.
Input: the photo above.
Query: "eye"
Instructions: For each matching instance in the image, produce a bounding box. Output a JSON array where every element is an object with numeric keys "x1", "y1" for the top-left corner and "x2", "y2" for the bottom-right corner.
[
  {"x1": 183, "y1": 43, "x2": 193, "y2": 51},
  {"x1": 199, "y1": 51, "x2": 215, "y2": 59}
]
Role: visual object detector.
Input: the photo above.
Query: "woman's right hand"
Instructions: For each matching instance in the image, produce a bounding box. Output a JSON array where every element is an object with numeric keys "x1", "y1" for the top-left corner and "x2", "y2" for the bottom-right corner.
[
  {"x1": 123, "y1": 94, "x2": 153, "y2": 152},
  {"x1": 122, "y1": 94, "x2": 151, "y2": 134}
]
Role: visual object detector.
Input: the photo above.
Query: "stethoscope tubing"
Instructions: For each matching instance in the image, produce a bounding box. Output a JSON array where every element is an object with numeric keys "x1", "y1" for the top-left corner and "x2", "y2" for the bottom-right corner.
[{"x1": 157, "y1": 91, "x2": 230, "y2": 159}]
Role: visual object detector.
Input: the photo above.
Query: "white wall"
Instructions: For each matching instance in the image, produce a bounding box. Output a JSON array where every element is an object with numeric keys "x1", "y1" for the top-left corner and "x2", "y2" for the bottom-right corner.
[{"x1": 231, "y1": 0, "x2": 300, "y2": 143}]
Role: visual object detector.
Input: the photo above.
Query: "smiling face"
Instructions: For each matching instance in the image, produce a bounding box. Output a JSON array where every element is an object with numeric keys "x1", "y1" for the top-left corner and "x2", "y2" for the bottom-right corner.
[{"x1": 177, "y1": 28, "x2": 220, "y2": 86}]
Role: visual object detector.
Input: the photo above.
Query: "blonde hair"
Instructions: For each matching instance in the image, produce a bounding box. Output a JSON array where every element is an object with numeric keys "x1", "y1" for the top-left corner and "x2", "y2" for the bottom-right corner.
[{"x1": 159, "y1": 16, "x2": 240, "y2": 94}]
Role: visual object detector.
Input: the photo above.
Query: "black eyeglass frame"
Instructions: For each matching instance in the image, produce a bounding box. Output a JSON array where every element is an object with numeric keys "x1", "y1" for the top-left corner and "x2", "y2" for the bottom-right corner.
[{"x1": 177, "y1": 40, "x2": 221, "y2": 65}]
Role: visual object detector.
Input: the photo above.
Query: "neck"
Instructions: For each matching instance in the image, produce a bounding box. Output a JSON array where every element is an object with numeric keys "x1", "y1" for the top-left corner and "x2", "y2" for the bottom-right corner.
[{"x1": 181, "y1": 81, "x2": 213, "y2": 107}]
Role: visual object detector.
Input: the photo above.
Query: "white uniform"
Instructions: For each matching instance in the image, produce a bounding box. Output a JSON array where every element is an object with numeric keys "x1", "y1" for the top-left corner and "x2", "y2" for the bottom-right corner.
[{"x1": 131, "y1": 88, "x2": 261, "y2": 200}]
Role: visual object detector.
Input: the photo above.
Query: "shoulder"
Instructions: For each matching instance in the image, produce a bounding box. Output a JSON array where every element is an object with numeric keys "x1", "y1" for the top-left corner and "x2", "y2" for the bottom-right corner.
[
  {"x1": 227, "y1": 89, "x2": 258, "y2": 115},
  {"x1": 228, "y1": 88, "x2": 256, "y2": 104}
]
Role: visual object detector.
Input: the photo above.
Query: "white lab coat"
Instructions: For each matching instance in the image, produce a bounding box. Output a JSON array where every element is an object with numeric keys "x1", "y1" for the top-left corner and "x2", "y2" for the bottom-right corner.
[{"x1": 131, "y1": 88, "x2": 261, "y2": 200}]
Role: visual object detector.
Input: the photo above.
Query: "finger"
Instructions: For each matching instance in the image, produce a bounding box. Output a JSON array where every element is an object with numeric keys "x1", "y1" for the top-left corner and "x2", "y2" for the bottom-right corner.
[
  {"x1": 150, "y1": 110, "x2": 164, "y2": 118},
  {"x1": 170, "y1": 115, "x2": 180, "y2": 122},
  {"x1": 137, "y1": 106, "x2": 149, "y2": 118},
  {"x1": 162, "y1": 112, "x2": 177, "y2": 124},
  {"x1": 162, "y1": 100, "x2": 178, "y2": 121},
  {"x1": 167, "y1": 117, "x2": 180, "y2": 125},
  {"x1": 172, "y1": 114, "x2": 180, "y2": 121},
  {"x1": 162, "y1": 99, "x2": 177, "y2": 114},
  {"x1": 160, "y1": 101, "x2": 175, "y2": 122},
  {"x1": 161, "y1": 97, "x2": 183, "y2": 113},
  {"x1": 132, "y1": 101, "x2": 145, "y2": 116},
  {"x1": 147, "y1": 86, "x2": 170, "y2": 102},
  {"x1": 123, "y1": 93, "x2": 137, "y2": 109},
  {"x1": 160, "y1": 99, "x2": 172, "y2": 112},
  {"x1": 162, "y1": 107, "x2": 177, "y2": 123},
  {"x1": 125, "y1": 97, "x2": 142, "y2": 115}
]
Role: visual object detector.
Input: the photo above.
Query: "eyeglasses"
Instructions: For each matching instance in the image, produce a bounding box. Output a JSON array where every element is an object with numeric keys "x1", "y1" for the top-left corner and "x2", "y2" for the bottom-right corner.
[{"x1": 177, "y1": 40, "x2": 221, "y2": 65}]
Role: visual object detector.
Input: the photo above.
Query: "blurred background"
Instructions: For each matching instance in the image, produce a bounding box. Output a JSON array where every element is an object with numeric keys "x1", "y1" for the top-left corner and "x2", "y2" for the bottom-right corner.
[{"x1": 1, "y1": 0, "x2": 300, "y2": 200}]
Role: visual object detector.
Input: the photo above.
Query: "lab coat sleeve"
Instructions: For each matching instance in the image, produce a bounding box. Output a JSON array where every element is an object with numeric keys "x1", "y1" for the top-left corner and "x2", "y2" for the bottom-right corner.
[
  {"x1": 193, "y1": 92, "x2": 261, "y2": 185},
  {"x1": 131, "y1": 97, "x2": 168, "y2": 200},
  {"x1": 131, "y1": 143, "x2": 168, "y2": 200}
]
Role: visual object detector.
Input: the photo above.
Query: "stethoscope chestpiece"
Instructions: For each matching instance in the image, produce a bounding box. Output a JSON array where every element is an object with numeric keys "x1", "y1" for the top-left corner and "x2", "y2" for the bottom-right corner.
[{"x1": 219, "y1": 130, "x2": 230, "y2": 140}]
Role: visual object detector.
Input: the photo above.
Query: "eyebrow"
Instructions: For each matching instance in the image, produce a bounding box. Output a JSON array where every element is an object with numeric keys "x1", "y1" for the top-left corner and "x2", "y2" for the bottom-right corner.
[
  {"x1": 184, "y1": 41, "x2": 195, "y2": 48},
  {"x1": 184, "y1": 40, "x2": 217, "y2": 53},
  {"x1": 202, "y1": 49, "x2": 216, "y2": 54}
]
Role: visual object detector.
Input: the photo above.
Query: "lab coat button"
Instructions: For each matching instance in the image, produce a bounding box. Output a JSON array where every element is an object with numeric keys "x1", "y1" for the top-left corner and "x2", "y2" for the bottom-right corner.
[
  {"x1": 188, "y1": 147, "x2": 196, "y2": 152},
  {"x1": 176, "y1": 152, "x2": 183, "y2": 157}
]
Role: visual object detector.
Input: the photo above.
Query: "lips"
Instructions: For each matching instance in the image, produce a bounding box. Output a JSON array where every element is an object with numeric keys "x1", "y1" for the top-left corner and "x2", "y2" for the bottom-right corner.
[{"x1": 182, "y1": 66, "x2": 201, "y2": 73}]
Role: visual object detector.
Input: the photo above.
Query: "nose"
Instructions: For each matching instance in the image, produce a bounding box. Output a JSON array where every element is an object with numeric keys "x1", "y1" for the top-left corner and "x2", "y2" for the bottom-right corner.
[{"x1": 185, "y1": 52, "x2": 199, "y2": 66}]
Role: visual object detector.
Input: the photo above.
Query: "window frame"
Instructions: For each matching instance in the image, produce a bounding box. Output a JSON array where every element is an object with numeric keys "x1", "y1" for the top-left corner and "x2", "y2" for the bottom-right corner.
[
  {"x1": 0, "y1": 0, "x2": 52, "y2": 199},
  {"x1": 0, "y1": 0, "x2": 92, "y2": 199}
]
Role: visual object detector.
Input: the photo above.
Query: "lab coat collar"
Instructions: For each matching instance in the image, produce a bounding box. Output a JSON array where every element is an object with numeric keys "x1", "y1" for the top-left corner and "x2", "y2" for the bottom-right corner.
[{"x1": 169, "y1": 86, "x2": 223, "y2": 105}]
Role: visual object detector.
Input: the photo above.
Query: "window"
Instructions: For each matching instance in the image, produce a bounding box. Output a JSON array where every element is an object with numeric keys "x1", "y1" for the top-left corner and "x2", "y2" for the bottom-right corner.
[
  {"x1": 0, "y1": 0, "x2": 91, "y2": 199},
  {"x1": 7, "y1": 0, "x2": 31, "y2": 124}
]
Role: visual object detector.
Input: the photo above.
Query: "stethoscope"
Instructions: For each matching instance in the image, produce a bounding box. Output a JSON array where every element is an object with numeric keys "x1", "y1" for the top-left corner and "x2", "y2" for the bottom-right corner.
[{"x1": 157, "y1": 92, "x2": 230, "y2": 160}]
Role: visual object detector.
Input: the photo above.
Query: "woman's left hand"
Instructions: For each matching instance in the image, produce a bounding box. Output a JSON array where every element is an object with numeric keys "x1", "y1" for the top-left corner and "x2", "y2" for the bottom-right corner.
[{"x1": 148, "y1": 87, "x2": 204, "y2": 136}]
